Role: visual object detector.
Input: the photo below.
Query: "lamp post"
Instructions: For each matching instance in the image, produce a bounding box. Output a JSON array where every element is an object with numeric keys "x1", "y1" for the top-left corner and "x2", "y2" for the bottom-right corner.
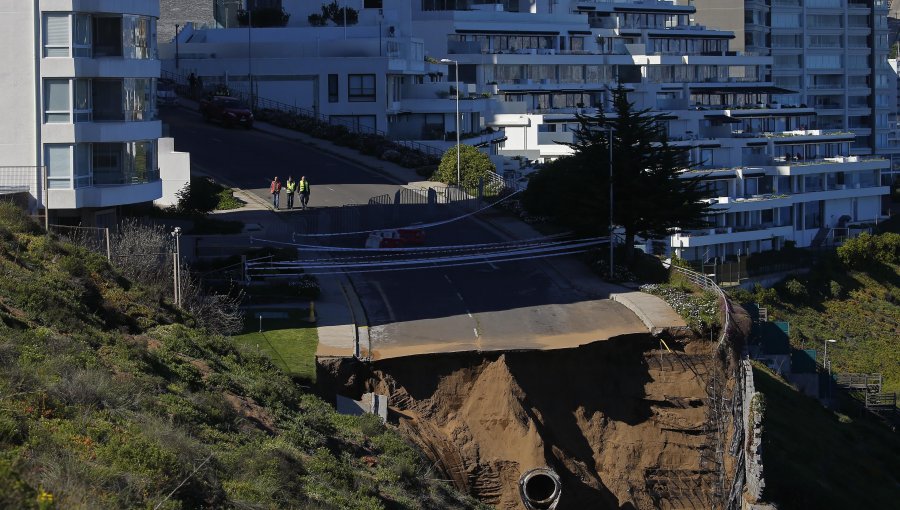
[
  {"x1": 175, "y1": 24, "x2": 180, "y2": 69},
  {"x1": 440, "y1": 58, "x2": 461, "y2": 189},
  {"x1": 247, "y1": 9, "x2": 254, "y2": 108},
  {"x1": 171, "y1": 227, "x2": 182, "y2": 308},
  {"x1": 608, "y1": 126, "x2": 615, "y2": 281},
  {"x1": 824, "y1": 338, "x2": 837, "y2": 400}
]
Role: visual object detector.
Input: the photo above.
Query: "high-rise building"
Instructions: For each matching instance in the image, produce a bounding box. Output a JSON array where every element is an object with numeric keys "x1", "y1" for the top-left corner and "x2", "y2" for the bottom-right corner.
[
  {"x1": 0, "y1": 2, "x2": 188, "y2": 226},
  {"x1": 691, "y1": 0, "x2": 895, "y2": 157}
]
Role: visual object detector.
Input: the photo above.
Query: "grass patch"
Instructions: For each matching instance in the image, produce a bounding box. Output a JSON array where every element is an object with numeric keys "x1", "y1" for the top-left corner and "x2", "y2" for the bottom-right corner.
[
  {"x1": 753, "y1": 363, "x2": 900, "y2": 509},
  {"x1": 232, "y1": 312, "x2": 318, "y2": 381},
  {"x1": 215, "y1": 187, "x2": 245, "y2": 211}
]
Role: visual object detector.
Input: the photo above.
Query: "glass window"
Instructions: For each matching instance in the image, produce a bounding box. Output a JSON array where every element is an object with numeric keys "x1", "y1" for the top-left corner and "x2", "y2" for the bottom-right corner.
[
  {"x1": 74, "y1": 14, "x2": 91, "y2": 57},
  {"x1": 45, "y1": 145, "x2": 72, "y2": 189},
  {"x1": 772, "y1": 13, "x2": 801, "y2": 28},
  {"x1": 74, "y1": 79, "x2": 91, "y2": 122},
  {"x1": 74, "y1": 144, "x2": 91, "y2": 187},
  {"x1": 807, "y1": 55, "x2": 841, "y2": 69},
  {"x1": 328, "y1": 74, "x2": 338, "y2": 103},
  {"x1": 44, "y1": 13, "x2": 70, "y2": 57},
  {"x1": 348, "y1": 74, "x2": 376, "y2": 102},
  {"x1": 44, "y1": 79, "x2": 70, "y2": 123}
]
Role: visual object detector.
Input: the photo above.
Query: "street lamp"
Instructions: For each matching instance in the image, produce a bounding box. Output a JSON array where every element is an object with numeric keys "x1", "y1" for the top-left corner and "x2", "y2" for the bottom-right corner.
[
  {"x1": 607, "y1": 126, "x2": 615, "y2": 281},
  {"x1": 247, "y1": 9, "x2": 254, "y2": 108},
  {"x1": 824, "y1": 338, "x2": 837, "y2": 400},
  {"x1": 171, "y1": 227, "x2": 182, "y2": 308},
  {"x1": 439, "y1": 58, "x2": 461, "y2": 189}
]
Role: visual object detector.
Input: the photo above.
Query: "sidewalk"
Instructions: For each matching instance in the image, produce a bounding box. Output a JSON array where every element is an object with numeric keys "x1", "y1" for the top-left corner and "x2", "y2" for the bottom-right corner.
[{"x1": 175, "y1": 99, "x2": 685, "y2": 354}]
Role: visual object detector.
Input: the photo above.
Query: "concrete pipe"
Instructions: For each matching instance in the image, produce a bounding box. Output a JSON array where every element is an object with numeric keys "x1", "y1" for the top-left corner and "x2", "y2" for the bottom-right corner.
[{"x1": 519, "y1": 467, "x2": 562, "y2": 510}]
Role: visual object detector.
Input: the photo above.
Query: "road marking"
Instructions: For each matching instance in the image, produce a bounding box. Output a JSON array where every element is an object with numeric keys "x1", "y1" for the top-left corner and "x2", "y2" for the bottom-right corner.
[
  {"x1": 371, "y1": 281, "x2": 396, "y2": 322},
  {"x1": 327, "y1": 187, "x2": 335, "y2": 191},
  {"x1": 467, "y1": 312, "x2": 473, "y2": 318},
  {"x1": 456, "y1": 292, "x2": 464, "y2": 302},
  {"x1": 443, "y1": 274, "x2": 453, "y2": 284},
  {"x1": 473, "y1": 328, "x2": 480, "y2": 338},
  {"x1": 482, "y1": 258, "x2": 499, "y2": 270}
]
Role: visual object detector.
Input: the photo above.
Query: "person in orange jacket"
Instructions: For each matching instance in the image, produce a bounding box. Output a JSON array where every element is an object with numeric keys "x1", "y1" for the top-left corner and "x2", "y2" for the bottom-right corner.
[{"x1": 270, "y1": 176, "x2": 282, "y2": 209}]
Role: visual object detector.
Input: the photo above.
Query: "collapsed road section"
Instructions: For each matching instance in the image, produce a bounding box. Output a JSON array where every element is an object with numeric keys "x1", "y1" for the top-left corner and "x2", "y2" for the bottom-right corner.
[{"x1": 321, "y1": 330, "x2": 742, "y2": 509}]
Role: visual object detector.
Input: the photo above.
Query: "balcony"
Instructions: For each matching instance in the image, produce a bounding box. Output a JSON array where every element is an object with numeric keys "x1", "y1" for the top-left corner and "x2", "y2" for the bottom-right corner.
[
  {"x1": 48, "y1": 179, "x2": 162, "y2": 209},
  {"x1": 672, "y1": 225, "x2": 794, "y2": 248}
]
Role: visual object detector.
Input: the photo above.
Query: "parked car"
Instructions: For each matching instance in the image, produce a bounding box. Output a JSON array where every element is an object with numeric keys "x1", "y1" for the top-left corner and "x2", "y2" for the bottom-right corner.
[
  {"x1": 199, "y1": 95, "x2": 254, "y2": 129},
  {"x1": 365, "y1": 227, "x2": 426, "y2": 248},
  {"x1": 156, "y1": 79, "x2": 178, "y2": 106}
]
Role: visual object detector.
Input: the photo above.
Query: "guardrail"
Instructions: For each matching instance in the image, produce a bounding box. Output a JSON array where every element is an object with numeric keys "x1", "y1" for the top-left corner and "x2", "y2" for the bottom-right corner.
[{"x1": 666, "y1": 262, "x2": 746, "y2": 509}]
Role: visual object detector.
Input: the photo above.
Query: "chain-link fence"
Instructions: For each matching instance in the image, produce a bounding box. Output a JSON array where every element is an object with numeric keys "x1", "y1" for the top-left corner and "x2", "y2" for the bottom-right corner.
[{"x1": 0, "y1": 166, "x2": 46, "y2": 225}]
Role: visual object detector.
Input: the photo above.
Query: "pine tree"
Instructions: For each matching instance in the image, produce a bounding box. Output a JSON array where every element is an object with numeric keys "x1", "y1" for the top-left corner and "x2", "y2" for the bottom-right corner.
[{"x1": 525, "y1": 84, "x2": 712, "y2": 264}]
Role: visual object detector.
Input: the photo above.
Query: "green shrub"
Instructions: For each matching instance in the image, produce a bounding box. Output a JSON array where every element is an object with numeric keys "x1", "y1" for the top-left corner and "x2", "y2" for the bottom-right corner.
[
  {"x1": 782, "y1": 279, "x2": 808, "y2": 300},
  {"x1": 433, "y1": 144, "x2": 497, "y2": 189},
  {"x1": 829, "y1": 280, "x2": 844, "y2": 299},
  {"x1": 838, "y1": 232, "x2": 900, "y2": 269}
]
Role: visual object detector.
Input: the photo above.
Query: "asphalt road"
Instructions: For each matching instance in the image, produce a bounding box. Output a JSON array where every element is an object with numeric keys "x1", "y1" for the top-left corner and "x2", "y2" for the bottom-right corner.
[
  {"x1": 162, "y1": 106, "x2": 403, "y2": 207},
  {"x1": 161, "y1": 106, "x2": 645, "y2": 359}
]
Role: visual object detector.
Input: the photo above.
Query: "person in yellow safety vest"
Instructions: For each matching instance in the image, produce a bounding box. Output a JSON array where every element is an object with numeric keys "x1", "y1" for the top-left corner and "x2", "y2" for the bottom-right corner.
[
  {"x1": 285, "y1": 176, "x2": 296, "y2": 209},
  {"x1": 298, "y1": 176, "x2": 311, "y2": 210}
]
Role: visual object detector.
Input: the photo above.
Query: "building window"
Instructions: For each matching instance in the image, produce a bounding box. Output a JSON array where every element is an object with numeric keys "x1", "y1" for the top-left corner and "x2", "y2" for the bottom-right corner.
[
  {"x1": 44, "y1": 79, "x2": 71, "y2": 123},
  {"x1": 44, "y1": 13, "x2": 70, "y2": 57},
  {"x1": 328, "y1": 74, "x2": 339, "y2": 103},
  {"x1": 348, "y1": 74, "x2": 376, "y2": 102},
  {"x1": 74, "y1": 14, "x2": 92, "y2": 57},
  {"x1": 45, "y1": 145, "x2": 72, "y2": 189}
]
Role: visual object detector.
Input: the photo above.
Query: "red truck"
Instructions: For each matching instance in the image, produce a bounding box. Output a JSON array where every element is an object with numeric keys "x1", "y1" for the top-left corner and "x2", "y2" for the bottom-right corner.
[{"x1": 199, "y1": 95, "x2": 254, "y2": 129}]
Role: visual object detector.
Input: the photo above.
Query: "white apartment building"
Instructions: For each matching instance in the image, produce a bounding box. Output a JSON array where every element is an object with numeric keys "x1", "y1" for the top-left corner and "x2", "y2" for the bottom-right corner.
[
  {"x1": 690, "y1": 0, "x2": 898, "y2": 171},
  {"x1": 0, "y1": 1, "x2": 189, "y2": 226},
  {"x1": 158, "y1": 0, "x2": 891, "y2": 263},
  {"x1": 409, "y1": 0, "x2": 890, "y2": 262},
  {"x1": 159, "y1": 1, "x2": 503, "y2": 153}
]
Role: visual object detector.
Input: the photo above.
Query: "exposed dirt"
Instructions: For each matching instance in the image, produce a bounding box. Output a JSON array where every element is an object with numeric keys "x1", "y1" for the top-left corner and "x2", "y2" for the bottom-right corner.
[{"x1": 336, "y1": 332, "x2": 734, "y2": 509}]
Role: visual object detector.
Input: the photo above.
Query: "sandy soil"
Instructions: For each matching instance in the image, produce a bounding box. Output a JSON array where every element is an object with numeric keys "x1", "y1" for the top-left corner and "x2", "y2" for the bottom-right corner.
[{"x1": 360, "y1": 333, "x2": 728, "y2": 509}]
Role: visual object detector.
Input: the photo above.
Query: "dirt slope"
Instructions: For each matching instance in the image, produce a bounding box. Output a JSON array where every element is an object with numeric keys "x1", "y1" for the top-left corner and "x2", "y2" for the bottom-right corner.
[{"x1": 362, "y1": 333, "x2": 724, "y2": 509}]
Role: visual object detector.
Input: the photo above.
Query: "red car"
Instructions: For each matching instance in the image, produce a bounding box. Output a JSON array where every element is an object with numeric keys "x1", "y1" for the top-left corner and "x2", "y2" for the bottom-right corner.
[
  {"x1": 365, "y1": 227, "x2": 426, "y2": 248},
  {"x1": 199, "y1": 95, "x2": 254, "y2": 129}
]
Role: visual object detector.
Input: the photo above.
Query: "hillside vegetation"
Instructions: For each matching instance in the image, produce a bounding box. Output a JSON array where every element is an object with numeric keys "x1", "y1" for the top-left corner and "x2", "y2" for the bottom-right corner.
[
  {"x1": 753, "y1": 364, "x2": 900, "y2": 509},
  {"x1": 0, "y1": 203, "x2": 481, "y2": 509},
  {"x1": 730, "y1": 233, "x2": 900, "y2": 398}
]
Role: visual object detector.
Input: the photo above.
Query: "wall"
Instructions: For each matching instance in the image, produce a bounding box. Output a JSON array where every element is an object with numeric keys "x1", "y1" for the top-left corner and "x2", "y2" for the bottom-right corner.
[
  {"x1": 156, "y1": 137, "x2": 190, "y2": 208},
  {"x1": 0, "y1": 3, "x2": 38, "y2": 168}
]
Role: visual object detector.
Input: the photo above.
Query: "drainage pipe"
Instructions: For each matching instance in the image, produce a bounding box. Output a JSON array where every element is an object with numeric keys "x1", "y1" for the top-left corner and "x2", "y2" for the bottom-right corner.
[{"x1": 519, "y1": 467, "x2": 562, "y2": 510}]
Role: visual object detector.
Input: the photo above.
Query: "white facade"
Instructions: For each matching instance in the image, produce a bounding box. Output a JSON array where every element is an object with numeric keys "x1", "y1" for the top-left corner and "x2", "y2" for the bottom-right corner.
[
  {"x1": 159, "y1": 1, "x2": 504, "y2": 152},
  {"x1": 408, "y1": 0, "x2": 890, "y2": 262},
  {"x1": 0, "y1": 1, "x2": 188, "y2": 224},
  {"x1": 157, "y1": 0, "x2": 891, "y2": 263}
]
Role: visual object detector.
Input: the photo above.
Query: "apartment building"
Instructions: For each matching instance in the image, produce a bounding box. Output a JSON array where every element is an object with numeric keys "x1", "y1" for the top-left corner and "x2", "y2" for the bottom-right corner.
[
  {"x1": 409, "y1": 0, "x2": 889, "y2": 262},
  {"x1": 159, "y1": 1, "x2": 503, "y2": 152},
  {"x1": 690, "y1": 0, "x2": 897, "y2": 163},
  {"x1": 0, "y1": 1, "x2": 188, "y2": 226},
  {"x1": 158, "y1": 0, "x2": 891, "y2": 263}
]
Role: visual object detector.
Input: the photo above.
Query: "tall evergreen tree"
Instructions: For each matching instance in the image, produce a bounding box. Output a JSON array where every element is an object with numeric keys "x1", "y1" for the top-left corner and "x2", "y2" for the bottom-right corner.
[{"x1": 524, "y1": 84, "x2": 712, "y2": 264}]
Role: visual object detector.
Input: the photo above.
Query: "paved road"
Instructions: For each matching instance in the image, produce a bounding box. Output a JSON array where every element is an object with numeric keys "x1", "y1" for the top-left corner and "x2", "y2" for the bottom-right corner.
[
  {"x1": 163, "y1": 106, "x2": 404, "y2": 207},
  {"x1": 161, "y1": 107, "x2": 646, "y2": 359}
]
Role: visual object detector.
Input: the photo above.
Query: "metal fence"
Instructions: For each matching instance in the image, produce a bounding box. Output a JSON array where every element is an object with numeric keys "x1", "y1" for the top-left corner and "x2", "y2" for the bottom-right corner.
[
  {"x1": 0, "y1": 166, "x2": 46, "y2": 224},
  {"x1": 48, "y1": 224, "x2": 111, "y2": 260},
  {"x1": 668, "y1": 263, "x2": 748, "y2": 510}
]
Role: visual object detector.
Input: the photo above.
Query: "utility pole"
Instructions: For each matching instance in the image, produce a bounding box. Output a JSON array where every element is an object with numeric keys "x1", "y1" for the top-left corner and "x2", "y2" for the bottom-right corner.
[
  {"x1": 440, "y1": 58, "x2": 461, "y2": 189},
  {"x1": 248, "y1": 9, "x2": 253, "y2": 108},
  {"x1": 172, "y1": 227, "x2": 182, "y2": 308},
  {"x1": 175, "y1": 24, "x2": 180, "y2": 69},
  {"x1": 608, "y1": 126, "x2": 615, "y2": 281}
]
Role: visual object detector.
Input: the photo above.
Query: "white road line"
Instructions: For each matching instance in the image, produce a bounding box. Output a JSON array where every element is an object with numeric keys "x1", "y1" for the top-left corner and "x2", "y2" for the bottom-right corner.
[
  {"x1": 327, "y1": 187, "x2": 335, "y2": 191},
  {"x1": 483, "y1": 258, "x2": 499, "y2": 270},
  {"x1": 467, "y1": 312, "x2": 473, "y2": 318},
  {"x1": 473, "y1": 328, "x2": 480, "y2": 338},
  {"x1": 371, "y1": 281, "x2": 396, "y2": 323},
  {"x1": 443, "y1": 274, "x2": 453, "y2": 284},
  {"x1": 456, "y1": 292, "x2": 464, "y2": 301}
]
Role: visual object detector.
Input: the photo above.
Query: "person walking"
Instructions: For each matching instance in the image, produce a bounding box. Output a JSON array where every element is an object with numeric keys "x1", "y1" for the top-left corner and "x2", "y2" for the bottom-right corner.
[
  {"x1": 298, "y1": 176, "x2": 310, "y2": 210},
  {"x1": 270, "y1": 176, "x2": 282, "y2": 209},
  {"x1": 285, "y1": 176, "x2": 296, "y2": 209}
]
